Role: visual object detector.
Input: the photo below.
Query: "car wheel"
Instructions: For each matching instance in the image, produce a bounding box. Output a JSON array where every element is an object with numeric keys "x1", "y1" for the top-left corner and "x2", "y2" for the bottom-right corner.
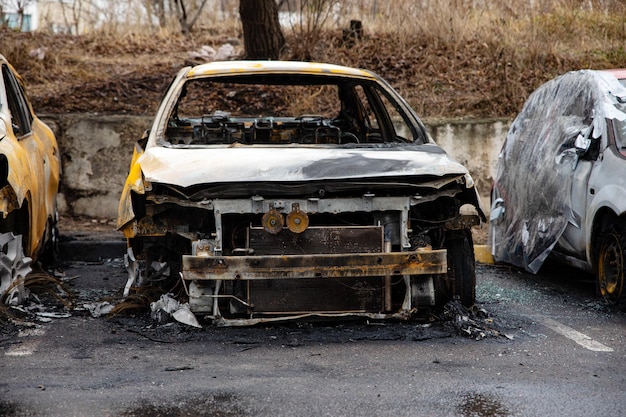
[
  {"x1": 596, "y1": 221, "x2": 626, "y2": 309},
  {"x1": 444, "y1": 229, "x2": 476, "y2": 307},
  {"x1": 0, "y1": 232, "x2": 32, "y2": 305}
]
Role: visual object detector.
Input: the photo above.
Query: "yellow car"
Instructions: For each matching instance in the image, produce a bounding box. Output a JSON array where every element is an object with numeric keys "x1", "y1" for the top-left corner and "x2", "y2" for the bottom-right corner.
[{"x1": 0, "y1": 54, "x2": 61, "y2": 304}]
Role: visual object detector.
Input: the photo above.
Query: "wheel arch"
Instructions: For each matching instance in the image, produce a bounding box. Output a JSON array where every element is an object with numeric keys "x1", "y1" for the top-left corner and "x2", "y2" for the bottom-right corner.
[{"x1": 586, "y1": 185, "x2": 626, "y2": 267}]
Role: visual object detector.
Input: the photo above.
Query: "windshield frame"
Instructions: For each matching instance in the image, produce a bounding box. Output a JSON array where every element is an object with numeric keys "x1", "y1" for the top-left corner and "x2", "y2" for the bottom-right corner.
[{"x1": 152, "y1": 71, "x2": 428, "y2": 148}]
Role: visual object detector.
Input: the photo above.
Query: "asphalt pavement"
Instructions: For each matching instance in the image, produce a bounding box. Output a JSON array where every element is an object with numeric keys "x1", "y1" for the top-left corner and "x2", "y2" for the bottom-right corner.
[
  {"x1": 58, "y1": 229, "x2": 127, "y2": 262},
  {"x1": 1, "y1": 228, "x2": 624, "y2": 417}
]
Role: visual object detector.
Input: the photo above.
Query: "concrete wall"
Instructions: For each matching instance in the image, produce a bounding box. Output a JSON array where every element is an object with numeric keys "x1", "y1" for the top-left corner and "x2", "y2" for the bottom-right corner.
[
  {"x1": 428, "y1": 118, "x2": 510, "y2": 212},
  {"x1": 41, "y1": 114, "x2": 510, "y2": 219},
  {"x1": 42, "y1": 114, "x2": 152, "y2": 218}
]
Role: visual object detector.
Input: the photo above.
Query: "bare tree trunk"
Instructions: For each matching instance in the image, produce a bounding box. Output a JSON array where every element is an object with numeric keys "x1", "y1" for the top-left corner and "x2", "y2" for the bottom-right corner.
[
  {"x1": 12, "y1": 0, "x2": 34, "y2": 32},
  {"x1": 186, "y1": 0, "x2": 209, "y2": 32},
  {"x1": 145, "y1": 0, "x2": 167, "y2": 27},
  {"x1": 173, "y1": 0, "x2": 189, "y2": 33},
  {"x1": 239, "y1": 0, "x2": 285, "y2": 60},
  {"x1": 173, "y1": 0, "x2": 209, "y2": 34},
  {"x1": 59, "y1": 0, "x2": 84, "y2": 34}
]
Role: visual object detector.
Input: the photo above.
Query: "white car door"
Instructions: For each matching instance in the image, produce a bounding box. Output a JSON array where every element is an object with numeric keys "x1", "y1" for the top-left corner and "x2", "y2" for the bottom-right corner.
[{"x1": 557, "y1": 126, "x2": 601, "y2": 262}]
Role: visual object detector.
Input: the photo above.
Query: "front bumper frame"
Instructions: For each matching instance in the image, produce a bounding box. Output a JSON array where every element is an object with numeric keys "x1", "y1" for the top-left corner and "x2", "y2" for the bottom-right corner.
[{"x1": 182, "y1": 248, "x2": 447, "y2": 326}]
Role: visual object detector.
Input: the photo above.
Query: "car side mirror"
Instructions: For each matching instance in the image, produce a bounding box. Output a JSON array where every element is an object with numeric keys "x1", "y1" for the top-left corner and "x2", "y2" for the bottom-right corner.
[
  {"x1": 489, "y1": 197, "x2": 505, "y2": 223},
  {"x1": 556, "y1": 125, "x2": 594, "y2": 169},
  {"x1": 573, "y1": 126, "x2": 592, "y2": 155}
]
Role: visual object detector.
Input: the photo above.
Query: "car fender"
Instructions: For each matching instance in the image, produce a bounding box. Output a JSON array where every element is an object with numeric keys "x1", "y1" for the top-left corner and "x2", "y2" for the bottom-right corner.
[
  {"x1": 26, "y1": 118, "x2": 61, "y2": 256},
  {"x1": 0, "y1": 115, "x2": 30, "y2": 213},
  {"x1": 116, "y1": 142, "x2": 147, "y2": 232}
]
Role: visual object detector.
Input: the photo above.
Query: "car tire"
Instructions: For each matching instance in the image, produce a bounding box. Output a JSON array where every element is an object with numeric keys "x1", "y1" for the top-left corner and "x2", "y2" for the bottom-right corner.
[
  {"x1": 39, "y1": 212, "x2": 59, "y2": 267},
  {"x1": 444, "y1": 228, "x2": 476, "y2": 307},
  {"x1": 596, "y1": 220, "x2": 626, "y2": 310}
]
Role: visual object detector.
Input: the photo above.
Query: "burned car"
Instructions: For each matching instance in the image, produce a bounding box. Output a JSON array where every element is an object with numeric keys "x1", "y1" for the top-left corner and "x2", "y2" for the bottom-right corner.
[
  {"x1": 490, "y1": 69, "x2": 626, "y2": 309},
  {"x1": 117, "y1": 61, "x2": 484, "y2": 326},
  {"x1": 0, "y1": 54, "x2": 61, "y2": 304}
]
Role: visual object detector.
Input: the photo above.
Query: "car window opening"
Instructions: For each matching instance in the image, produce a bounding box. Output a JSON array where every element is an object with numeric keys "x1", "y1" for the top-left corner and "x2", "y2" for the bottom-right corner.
[{"x1": 164, "y1": 77, "x2": 418, "y2": 146}]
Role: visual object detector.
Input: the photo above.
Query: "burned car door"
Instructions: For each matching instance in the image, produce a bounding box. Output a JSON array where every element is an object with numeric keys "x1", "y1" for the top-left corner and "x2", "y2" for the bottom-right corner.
[{"x1": 558, "y1": 126, "x2": 600, "y2": 261}]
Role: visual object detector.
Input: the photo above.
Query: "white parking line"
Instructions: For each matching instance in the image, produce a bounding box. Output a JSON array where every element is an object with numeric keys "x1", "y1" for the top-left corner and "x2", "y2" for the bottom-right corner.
[
  {"x1": 4, "y1": 339, "x2": 41, "y2": 356},
  {"x1": 540, "y1": 316, "x2": 613, "y2": 352},
  {"x1": 4, "y1": 328, "x2": 46, "y2": 357}
]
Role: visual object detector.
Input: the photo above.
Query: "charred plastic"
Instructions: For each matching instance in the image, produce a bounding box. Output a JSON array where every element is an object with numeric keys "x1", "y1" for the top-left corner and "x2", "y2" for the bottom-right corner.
[{"x1": 124, "y1": 176, "x2": 480, "y2": 326}]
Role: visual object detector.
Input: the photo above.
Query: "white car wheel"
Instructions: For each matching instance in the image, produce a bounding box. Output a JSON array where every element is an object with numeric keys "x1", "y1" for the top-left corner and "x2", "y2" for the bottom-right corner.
[{"x1": 0, "y1": 232, "x2": 32, "y2": 305}]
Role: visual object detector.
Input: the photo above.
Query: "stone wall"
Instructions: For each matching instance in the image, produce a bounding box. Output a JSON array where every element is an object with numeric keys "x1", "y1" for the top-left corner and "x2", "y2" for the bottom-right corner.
[{"x1": 41, "y1": 114, "x2": 510, "y2": 219}]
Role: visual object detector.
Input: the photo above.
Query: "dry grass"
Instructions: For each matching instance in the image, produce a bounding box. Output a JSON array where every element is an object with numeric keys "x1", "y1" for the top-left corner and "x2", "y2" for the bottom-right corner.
[
  {"x1": 0, "y1": 270, "x2": 74, "y2": 307},
  {"x1": 1, "y1": 0, "x2": 624, "y2": 118}
]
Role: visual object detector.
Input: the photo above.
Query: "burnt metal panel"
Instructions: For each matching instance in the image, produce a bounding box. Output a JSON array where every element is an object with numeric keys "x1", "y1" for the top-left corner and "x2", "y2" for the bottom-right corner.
[
  {"x1": 248, "y1": 225, "x2": 383, "y2": 255},
  {"x1": 247, "y1": 277, "x2": 384, "y2": 313},
  {"x1": 444, "y1": 214, "x2": 481, "y2": 231},
  {"x1": 182, "y1": 249, "x2": 447, "y2": 281},
  {"x1": 137, "y1": 146, "x2": 469, "y2": 188}
]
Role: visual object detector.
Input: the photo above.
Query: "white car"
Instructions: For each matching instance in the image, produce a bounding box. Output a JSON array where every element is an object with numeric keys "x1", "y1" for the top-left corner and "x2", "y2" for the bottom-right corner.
[
  {"x1": 117, "y1": 61, "x2": 484, "y2": 325},
  {"x1": 490, "y1": 69, "x2": 626, "y2": 309}
]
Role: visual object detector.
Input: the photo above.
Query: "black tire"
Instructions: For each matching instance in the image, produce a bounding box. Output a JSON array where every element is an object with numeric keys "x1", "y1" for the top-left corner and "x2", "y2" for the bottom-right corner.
[
  {"x1": 39, "y1": 213, "x2": 59, "y2": 267},
  {"x1": 596, "y1": 220, "x2": 626, "y2": 310},
  {"x1": 444, "y1": 229, "x2": 476, "y2": 307}
]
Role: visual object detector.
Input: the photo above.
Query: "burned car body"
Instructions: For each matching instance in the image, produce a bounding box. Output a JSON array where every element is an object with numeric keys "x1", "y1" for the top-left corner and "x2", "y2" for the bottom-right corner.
[
  {"x1": 490, "y1": 69, "x2": 626, "y2": 309},
  {"x1": 117, "y1": 61, "x2": 484, "y2": 325},
  {"x1": 0, "y1": 55, "x2": 61, "y2": 304}
]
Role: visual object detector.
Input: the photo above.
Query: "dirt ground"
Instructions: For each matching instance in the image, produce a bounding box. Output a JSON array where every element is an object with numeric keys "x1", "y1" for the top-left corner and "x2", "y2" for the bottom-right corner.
[{"x1": 0, "y1": 27, "x2": 609, "y2": 119}]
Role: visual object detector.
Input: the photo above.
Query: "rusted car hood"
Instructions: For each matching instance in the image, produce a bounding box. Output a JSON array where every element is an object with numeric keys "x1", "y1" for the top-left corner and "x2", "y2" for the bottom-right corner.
[{"x1": 138, "y1": 144, "x2": 469, "y2": 187}]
